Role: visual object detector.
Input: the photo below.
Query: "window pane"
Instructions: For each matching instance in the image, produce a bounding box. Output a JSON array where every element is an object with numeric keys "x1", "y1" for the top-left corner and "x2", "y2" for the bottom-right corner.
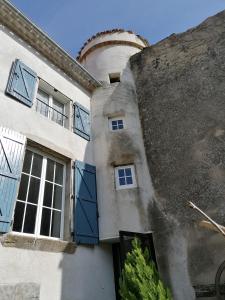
[
  {"x1": 23, "y1": 204, "x2": 37, "y2": 234},
  {"x1": 118, "y1": 169, "x2": 125, "y2": 177},
  {"x1": 119, "y1": 177, "x2": 126, "y2": 185},
  {"x1": 53, "y1": 185, "x2": 62, "y2": 210},
  {"x1": 43, "y1": 182, "x2": 53, "y2": 207},
  {"x1": 126, "y1": 176, "x2": 133, "y2": 185},
  {"x1": 46, "y1": 159, "x2": 54, "y2": 182},
  {"x1": 27, "y1": 177, "x2": 40, "y2": 204},
  {"x1": 36, "y1": 90, "x2": 49, "y2": 117},
  {"x1": 40, "y1": 208, "x2": 51, "y2": 236},
  {"x1": 112, "y1": 121, "x2": 117, "y2": 126},
  {"x1": 18, "y1": 174, "x2": 29, "y2": 201},
  {"x1": 13, "y1": 201, "x2": 25, "y2": 232},
  {"x1": 125, "y1": 168, "x2": 132, "y2": 176},
  {"x1": 55, "y1": 163, "x2": 63, "y2": 185},
  {"x1": 22, "y1": 150, "x2": 32, "y2": 174},
  {"x1": 37, "y1": 90, "x2": 49, "y2": 104},
  {"x1": 31, "y1": 153, "x2": 43, "y2": 177},
  {"x1": 52, "y1": 99, "x2": 64, "y2": 126},
  {"x1": 51, "y1": 210, "x2": 61, "y2": 238},
  {"x1": 112, "y1": 125, "x2": 117, "y2": 130},
  {"x1": 118, "y1": 124, "x2": 123, "y2": 129}
]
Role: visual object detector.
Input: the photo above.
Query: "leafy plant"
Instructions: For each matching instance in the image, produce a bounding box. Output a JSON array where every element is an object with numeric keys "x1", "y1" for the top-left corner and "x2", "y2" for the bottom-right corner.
[{"x1": 119, "y1": 238, "x2": 172, "y2": 300}]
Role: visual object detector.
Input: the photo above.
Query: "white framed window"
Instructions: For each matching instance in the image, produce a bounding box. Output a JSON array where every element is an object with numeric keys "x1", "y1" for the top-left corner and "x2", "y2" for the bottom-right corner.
[
  {"x1": 109, "y1": 117, "x2": 125, "y2": 131},
  {"x1": 115, "y1": 165, "x2": 137, "y2": 190},
  {"x1": 13, "y1": 148, "x2": 65, "y2": 239},
  {"x1": 36, "y1": 89, "x2": 66, "y2": 126}
]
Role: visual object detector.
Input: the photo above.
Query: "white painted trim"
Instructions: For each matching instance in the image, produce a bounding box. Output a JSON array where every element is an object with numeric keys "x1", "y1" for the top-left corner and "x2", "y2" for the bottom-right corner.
[
  {"x1": 108, "y1": 116, "x2": 125, "y2": 131},
  {"x1": 13, "y1": 147, "x2": 66, "y2": 240},
  {"x1": 114, "y1": 164, "x2": 137, "y2": 190}
]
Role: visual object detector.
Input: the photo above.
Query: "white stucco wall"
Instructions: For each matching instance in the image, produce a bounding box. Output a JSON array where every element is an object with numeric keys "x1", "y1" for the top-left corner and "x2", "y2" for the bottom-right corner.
[
  {"x1": 0, "y1": 25, "x2": 116, "y2": 300},
  {"x1": 81, "y1": 32, "x2": 154, "y2": 240}
]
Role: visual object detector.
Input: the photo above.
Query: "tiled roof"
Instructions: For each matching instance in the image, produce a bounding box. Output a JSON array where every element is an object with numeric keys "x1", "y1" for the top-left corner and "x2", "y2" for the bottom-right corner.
[{"x1": 77, "y1": 29, "x2": 149, "y2": 60}]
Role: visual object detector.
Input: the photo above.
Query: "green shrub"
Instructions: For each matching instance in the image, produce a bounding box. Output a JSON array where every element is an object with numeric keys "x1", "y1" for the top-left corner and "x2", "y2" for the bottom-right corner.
[{"x1": 119, "y1": 238, "x2": 172, "y2": 300}]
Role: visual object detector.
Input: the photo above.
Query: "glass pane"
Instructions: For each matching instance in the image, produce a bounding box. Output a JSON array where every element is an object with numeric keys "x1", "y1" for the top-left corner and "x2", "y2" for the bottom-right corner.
[
  {"x1": 125, "y1": 168, "x2": 132, "y2": 176},
  {"x1": 55, "y1": 163, "x2": 63, "y2": 185},
  {"x1": 40, "y1": 208, "x2": 51, "y2": 236},
  {"x1": 118, "y1": 120, "x2": 123, "y2": 125},
  {"x1": 46, "y1": 159, "x2": 54, "y2": 182},
  {"x1": 112, "y1": 121, "x2": 117, "y2": 126},
  {"x1": 112, "y1": 125, "x2": 117, "y2": 130},
  {"x1": 43, "y1": 182, "x2": 53, "y2": 207},
  {"x1": 52, "y1": 99, "x2": 64, "y2": 126},
  {"x1": 52, "y1": 99, "x2": 64, "y2": 113},
  {"x1": 52, "y1": 110, "x2": 63, "y2": 126},
  {"x1": 36, "y1": 90, "x2": 49, "y2": 117},
  {"x1": 18, "y1": 174, "x2": 29, "y2": 201},
  {"x1": 126, "y1": 176, "x2": 133, "y2": 185},
  {"x1": 118, "y1": 169, "x2": 125, "y2": 177},
  {"x1": 53, "y1": 185, "x2": 62, "y2": 210},
  {"x1": 13, "y1": 201, "x2": 25, "y2": 232},
  {"x1": 36, "y1": 89, "x2": 49, "y2": 105},
  {"x1": 27, "y1": 177, "x2": 40, "y2": 204},
  {"x1": 23, "y1": 204, "x2": 37, "y2": 234},
  {"x1": 31, "y1": 153, "x2": 43, "y2": 177},
  {"x1": 22, "y1": 150, "x2": 32, "y2": 174},
  {"x1": 118, "y1": 124, "x2": 123, "y2": 129},
  {"x1": 119, "y1": 177, "x2": 126, "y2": 185},
  {"x1": 51, "y1": 210, "x2": 61, "y2": 238}
]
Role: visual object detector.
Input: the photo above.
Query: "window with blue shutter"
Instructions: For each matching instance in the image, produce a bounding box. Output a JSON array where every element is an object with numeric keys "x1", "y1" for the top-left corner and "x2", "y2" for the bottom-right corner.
[
  {"x1": 74, "y1": 160, "x2": 99, "y2": 245},
  {"x1": 0, "y1": 127, "x2": 26, "y2": 233},
  {"x1": 74, "y1": 103, "x2": 90, "y2": 141},
  {"x1": 6, "y1": 59, "x2": 37, "y2": 107}
]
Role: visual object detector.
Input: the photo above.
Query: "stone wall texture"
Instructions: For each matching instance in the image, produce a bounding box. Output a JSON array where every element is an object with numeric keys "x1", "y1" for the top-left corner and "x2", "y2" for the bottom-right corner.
[{"x1": 130, "y1": 10, "x2": 225, "y2": 300}]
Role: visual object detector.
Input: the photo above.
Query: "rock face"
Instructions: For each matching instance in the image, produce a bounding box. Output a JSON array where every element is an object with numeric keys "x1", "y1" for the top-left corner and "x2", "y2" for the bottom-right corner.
[{"x1": 130, "y1": 10, "x2": 225, "y2": 300}]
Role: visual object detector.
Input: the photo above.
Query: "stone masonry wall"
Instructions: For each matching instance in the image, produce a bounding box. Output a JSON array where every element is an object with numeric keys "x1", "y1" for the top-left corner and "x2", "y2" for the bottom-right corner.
[{"x1": 131, "y1": 10, "x2": 225, "y2": 300}]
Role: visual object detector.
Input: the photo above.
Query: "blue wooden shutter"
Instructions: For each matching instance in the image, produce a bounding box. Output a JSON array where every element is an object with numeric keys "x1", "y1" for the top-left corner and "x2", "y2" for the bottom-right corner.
[
  {"x1": 74, "y1": 160, "x2": 99, "y2": 245},
  {"x1": 0, "y1": 127, "x2": 26, "y2": 233},
  {"x1": 6, "y1": 59, "x2": 37, "y2": 107},
  {"x1": 74, "y1": 103, "x2": 90, "y2": 141}
]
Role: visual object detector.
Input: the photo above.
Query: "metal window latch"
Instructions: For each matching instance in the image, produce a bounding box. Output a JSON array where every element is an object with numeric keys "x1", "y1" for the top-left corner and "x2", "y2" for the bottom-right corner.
[{"x1": 71, "y1": 195, "x2": 75, "y2": 200}]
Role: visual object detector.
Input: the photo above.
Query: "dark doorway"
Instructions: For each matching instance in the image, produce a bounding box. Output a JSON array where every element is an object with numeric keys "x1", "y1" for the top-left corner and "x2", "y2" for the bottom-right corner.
[{"x1": 112, "y1": 231, "x2": 157, "y2": 300}]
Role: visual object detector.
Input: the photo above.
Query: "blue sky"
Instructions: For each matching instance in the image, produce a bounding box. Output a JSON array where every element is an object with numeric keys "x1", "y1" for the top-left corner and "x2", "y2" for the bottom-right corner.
[{"x1": 10, "y1": 0, "x2": 225, "y2": 58}]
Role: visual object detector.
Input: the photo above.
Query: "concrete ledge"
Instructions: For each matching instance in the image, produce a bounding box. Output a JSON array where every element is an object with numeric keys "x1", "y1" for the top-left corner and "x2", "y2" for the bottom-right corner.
[{"x1": 0, "y1": 233, "x2": 76, "y2": 254}]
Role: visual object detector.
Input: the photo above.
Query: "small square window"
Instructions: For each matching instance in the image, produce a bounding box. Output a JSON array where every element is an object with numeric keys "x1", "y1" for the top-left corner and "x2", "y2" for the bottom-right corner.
[
  {"x1": 109, "y1": 73, "x2": 120, "y2": 83},
  {"x1": 115, "y1": 165, "x2": 137, "y2": 190},
  {"x1": 109, "y1": 117, "x2": 125, "y2": 131}
]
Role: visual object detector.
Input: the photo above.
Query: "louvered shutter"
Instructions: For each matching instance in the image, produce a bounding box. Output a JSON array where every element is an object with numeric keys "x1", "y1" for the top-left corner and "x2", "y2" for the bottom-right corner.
[
  {"x1": 74, "y1": 103, "x2": 90, "y2": 141},
  {"x1": 0, "y1": 127, "x2": 26, "y2": 233},
  {"x1": 6, "y1": 59, "x2": 37, "y2": 107},
  {"x1": 74, "y1": 160, "x2": 99, "y2": 245}
]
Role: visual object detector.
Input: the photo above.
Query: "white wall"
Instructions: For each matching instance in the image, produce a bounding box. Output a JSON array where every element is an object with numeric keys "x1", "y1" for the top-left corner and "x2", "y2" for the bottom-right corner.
[
  {"x1": 0, "y1": 25, "x2": 116, "y2": 300},
  {"x1": 81, "y1": 32, "x2": 154, "y2": 240}
]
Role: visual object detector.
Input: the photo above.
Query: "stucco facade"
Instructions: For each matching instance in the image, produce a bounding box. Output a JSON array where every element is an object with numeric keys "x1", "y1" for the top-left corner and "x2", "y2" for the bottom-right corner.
[{"x1": 2, "y1": 0, "x2": 225, "y2": 299}]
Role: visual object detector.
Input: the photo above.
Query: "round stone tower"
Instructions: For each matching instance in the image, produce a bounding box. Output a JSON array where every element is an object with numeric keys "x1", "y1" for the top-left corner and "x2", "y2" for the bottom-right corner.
[
  {"x1": 77, "y1": 29, "x2": 149, "y2": 83},
  {"x1": 77, "y1": 29, "x2": 153, "y2": 242}
]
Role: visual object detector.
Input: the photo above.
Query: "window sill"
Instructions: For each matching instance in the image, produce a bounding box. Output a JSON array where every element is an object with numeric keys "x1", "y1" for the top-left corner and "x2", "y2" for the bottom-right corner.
[{"x1": 0, "y1": 233, "x2": 76, "y2": 254}]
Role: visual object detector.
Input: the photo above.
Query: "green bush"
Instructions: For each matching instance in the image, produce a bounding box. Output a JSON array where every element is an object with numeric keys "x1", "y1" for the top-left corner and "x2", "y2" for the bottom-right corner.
[{"x1": 119, "y1": 238, "x2": 172, "y2": 300}]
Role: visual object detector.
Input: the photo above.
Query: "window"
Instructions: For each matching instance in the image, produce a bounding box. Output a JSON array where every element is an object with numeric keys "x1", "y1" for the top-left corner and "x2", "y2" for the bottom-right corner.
[
  {"x1": 109, "y1": 117, "x2": 124, "y2": 131},
  {"x1": 13, "y1": 149, "x2": 65, "y2": 239},
  {"x1": 36, "y1": 89, "x2": 67, "y2": 126},
  {"x1": 109, "y1": 73, "x2": 120, "y2": 83},
  {"x1": 115, "y1": 165, "x2": 137, "y2": 190}
]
